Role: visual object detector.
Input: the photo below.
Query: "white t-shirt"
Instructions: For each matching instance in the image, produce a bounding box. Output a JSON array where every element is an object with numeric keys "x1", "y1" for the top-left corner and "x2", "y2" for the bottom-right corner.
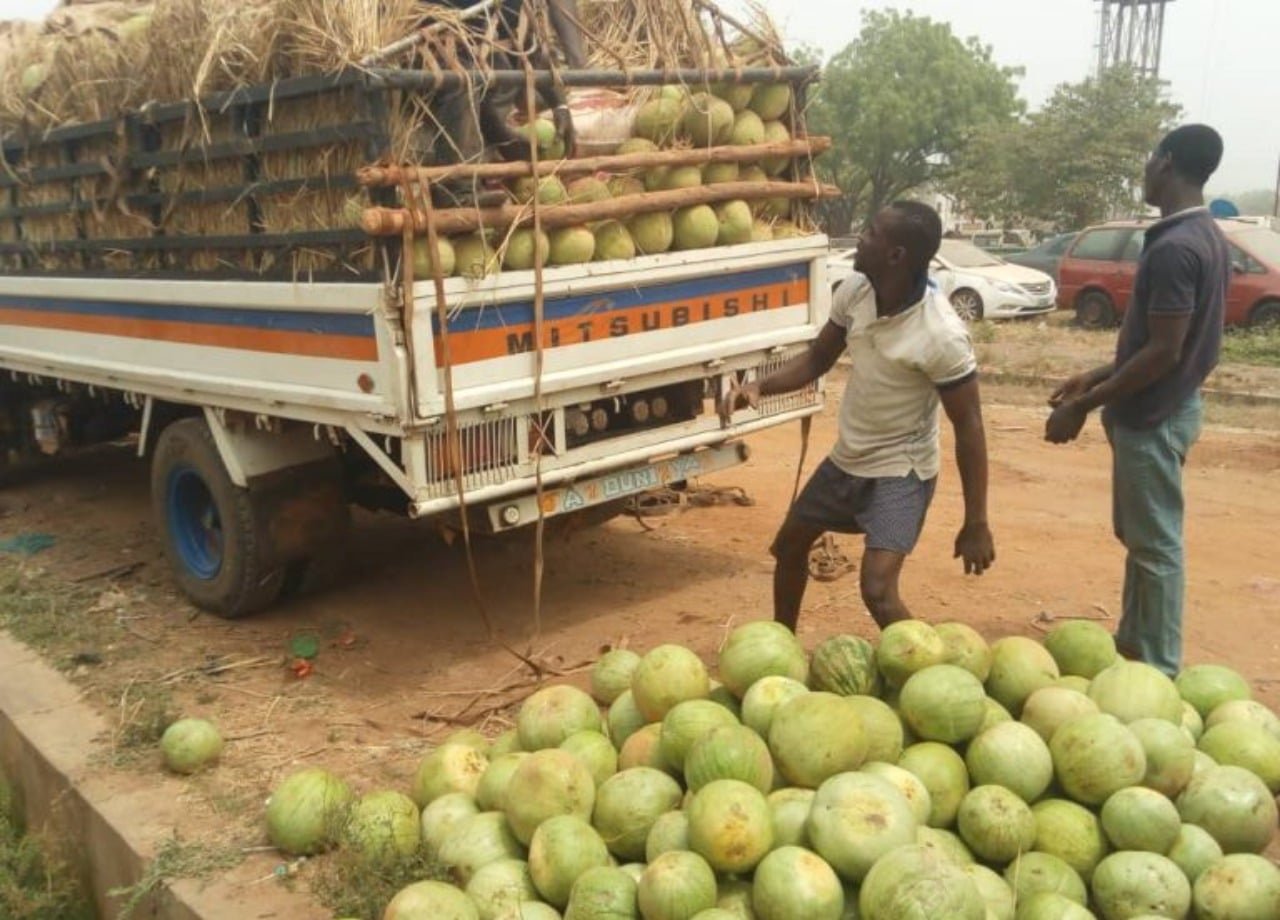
[{"x1": 827, "y1": 274, "x2": 977, "y2": 480}]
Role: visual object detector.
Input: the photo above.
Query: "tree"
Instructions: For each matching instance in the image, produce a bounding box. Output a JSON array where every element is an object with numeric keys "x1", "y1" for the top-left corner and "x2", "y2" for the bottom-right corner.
[
  {"x1": 949, "y1": 67, "x2": 1180, "y2": 230},
  {"x1": 803, "y1": 10, "x2": 1022, "y2": 233},
  {"x1": 1228, "y1": 189, "x2": 1277, "y2": 216}
]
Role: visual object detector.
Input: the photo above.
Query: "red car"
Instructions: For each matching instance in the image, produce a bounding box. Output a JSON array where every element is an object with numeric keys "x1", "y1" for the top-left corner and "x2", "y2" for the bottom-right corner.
[{"x1": 1057, "y1": 218, "x2": 1280, "y2": 328}]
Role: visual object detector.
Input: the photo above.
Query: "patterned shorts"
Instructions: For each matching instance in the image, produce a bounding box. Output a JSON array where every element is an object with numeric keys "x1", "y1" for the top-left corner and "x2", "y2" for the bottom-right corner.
[{"x1": 788, "y1": 458, "x2": 937, "y2": 555}]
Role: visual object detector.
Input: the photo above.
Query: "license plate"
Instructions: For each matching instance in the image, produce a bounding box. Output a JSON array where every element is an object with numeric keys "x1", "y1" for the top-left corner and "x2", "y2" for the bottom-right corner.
[
  {"x1": 486, "y1": 443, "x2": 745, "y2": 530},
  {"x1": 546, "y1": 454, "x2": 705, "y2": 514}
]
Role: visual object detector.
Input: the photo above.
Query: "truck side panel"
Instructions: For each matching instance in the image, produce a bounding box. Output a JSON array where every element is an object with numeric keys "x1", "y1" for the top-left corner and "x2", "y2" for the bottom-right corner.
[{"x1": 0, "y1": 277, "x2": 405, "y2": 423}]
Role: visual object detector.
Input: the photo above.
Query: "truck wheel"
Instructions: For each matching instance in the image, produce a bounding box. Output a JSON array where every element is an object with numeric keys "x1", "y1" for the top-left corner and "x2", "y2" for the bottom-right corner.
[
  {"x1": 1075, "y1": 291, "x2": 1115, "y2": 329},
  {"x1": 151, "y1": 418, "x2": 284, "y2": 618}
]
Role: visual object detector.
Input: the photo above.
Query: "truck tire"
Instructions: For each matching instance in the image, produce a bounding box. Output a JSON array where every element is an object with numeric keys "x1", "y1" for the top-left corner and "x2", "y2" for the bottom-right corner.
[{"x1": 151, "y1": 418, "x2": 284, "y2": 618}]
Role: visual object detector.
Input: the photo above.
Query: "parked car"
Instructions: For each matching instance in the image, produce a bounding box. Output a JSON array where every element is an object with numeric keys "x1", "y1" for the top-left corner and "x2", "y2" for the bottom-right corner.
[
  {"x1": 1056, "y1": 218, "x2": 1280, "y2": 328},
  {"x1": 1004, "y1": 232, "x2": 1078, "y2": 282},
  {"x1": 931, "y1": 240, "x2": 1057, "y2": 321},
  {"x1": 969, "y1": 228, "x2": 1036, "y2": 255},
  {"x1": 826, "y1": 241, "x2": 1057, "y2": 321}
]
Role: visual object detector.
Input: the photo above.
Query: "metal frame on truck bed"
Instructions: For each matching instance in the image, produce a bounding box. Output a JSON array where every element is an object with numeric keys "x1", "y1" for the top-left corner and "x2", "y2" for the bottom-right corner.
[{"x1": 0, "y1": 64, "x2": 830, "y2": 617}]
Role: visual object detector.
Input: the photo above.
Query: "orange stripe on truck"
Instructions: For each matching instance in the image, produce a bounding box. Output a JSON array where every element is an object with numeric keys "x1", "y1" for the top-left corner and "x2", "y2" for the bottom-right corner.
[
  {"x1": 0, "y1": 307, "x2": 379, "y2": 361},
  {"x1": 434, "y1": 277, "x2": 809, "y2": 365}
]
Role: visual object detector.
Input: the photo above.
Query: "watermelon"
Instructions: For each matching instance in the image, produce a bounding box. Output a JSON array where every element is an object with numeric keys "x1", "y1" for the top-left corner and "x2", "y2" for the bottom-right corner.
[{"x1": 810, "y1": 634, "x2": 881, "y2": 696}]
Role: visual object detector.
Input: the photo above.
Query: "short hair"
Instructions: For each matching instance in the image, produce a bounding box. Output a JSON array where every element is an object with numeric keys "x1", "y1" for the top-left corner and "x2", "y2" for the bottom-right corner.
[
  {"x1": 887, "y1": 200, "x2": 943, "y2": 274},
  {"x1": 1156, "y1": 124, "x2": 1223, "y2": 186}
]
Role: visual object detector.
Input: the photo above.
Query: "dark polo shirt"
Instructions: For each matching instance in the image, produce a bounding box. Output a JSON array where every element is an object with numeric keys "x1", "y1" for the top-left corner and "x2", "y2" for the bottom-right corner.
[{"x1": 1108, "y1": 208, "x2": 1229, "y2": 429}]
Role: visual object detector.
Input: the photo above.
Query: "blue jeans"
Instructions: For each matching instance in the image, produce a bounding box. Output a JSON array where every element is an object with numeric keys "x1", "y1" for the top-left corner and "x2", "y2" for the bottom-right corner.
[{"x1": 1105, "y1": 393, "x2": 1203, "y2": 676}]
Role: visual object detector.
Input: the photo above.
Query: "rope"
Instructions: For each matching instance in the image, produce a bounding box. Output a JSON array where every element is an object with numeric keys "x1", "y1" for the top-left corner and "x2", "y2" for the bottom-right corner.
[
  {"x1": 523, "y1": 62, "x2": 550, "y2": 652},
  {"x1": 790, "y1": 414, "x2": 811, "y2": 506},
  {"x1": 406, "y1": 171, "x2": 500, "y2": 640}
]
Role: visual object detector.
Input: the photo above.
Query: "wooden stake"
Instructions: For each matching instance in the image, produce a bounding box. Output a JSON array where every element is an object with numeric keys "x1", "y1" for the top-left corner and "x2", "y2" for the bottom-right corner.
[
  {"x1": 361, "y1": 179, "x2": 839, "y2": 237},
  {"x1": 356, "y1": 137, "x2": 832, "y2": 187}
]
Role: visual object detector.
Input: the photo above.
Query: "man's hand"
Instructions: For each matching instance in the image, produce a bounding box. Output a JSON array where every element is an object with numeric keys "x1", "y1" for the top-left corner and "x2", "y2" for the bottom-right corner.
[
  {"x1": 717, "y1": 379, "x2": 760, "y2": 425},
  {"x1": 552, "y1": 105, "x2": 576, "y2": 159},
  {"x1": 954, "y1": 522, "x2": 995, "y2": 575},
  {"x1": 1049, "y1": 371, "x2": 1097, "y2": 408},
  {"x1": 1044, "y1": 401, "x2": 1090, "y2": 444}
]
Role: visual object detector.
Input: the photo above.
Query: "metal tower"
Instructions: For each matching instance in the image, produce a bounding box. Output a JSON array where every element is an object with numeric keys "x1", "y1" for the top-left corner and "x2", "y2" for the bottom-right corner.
[{"x1": 1096, "y1": 0, "x2": 1173, "y2": 79}]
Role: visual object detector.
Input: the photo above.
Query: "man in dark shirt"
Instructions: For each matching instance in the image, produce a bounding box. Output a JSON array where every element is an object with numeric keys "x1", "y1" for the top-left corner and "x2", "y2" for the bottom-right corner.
[{"x1": 1045, "y1": 124, "x2": 1229, "y2": 676}]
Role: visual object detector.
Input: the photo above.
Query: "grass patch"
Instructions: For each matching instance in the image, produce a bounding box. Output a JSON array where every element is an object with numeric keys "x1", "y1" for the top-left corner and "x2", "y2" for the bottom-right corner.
[
  {"x1": 311, "y1": 847, "x2": 450, "y2": 920},
  {"x1": 0, "y1": 779, "x2": 95, "y2": 920},
  {"x1": 108, "y1": 682, "x2": 176, "y2": 766},
  {"x1": 0, "y1": 562, "x2": 103, "y2": 663},
  {"x1": 0, "y1": 562, "x2": 178, "y2": 769},
  {"x1": 1221, "y1": 325, "x2": 1280, "y2": 368},
  {"x1": 109, "y1": 832, "x2": 240, "y2": 920}
]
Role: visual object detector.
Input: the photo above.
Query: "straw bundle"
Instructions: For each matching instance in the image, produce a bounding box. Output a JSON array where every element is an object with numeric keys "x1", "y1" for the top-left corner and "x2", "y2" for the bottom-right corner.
[{"x1": 1, "y1": 0, "x2": 798, "y2": 276}]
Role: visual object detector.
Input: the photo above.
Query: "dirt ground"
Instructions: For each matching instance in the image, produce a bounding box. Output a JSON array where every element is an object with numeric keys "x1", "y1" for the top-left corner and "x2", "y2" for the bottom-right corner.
[{"x1": 1, "y1": 347, "x2": 1278, "y2": 899}]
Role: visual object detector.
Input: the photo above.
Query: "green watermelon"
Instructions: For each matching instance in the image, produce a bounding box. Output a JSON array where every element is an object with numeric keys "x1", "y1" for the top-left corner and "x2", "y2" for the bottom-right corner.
[{"x1": 810, "y1": 635, "x2": 882, "y2": 697}]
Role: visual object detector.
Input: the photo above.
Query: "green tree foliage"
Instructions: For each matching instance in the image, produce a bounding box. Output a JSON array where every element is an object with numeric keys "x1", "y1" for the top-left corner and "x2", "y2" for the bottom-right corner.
[
  {"x1": 803, "y1": 10, "x2": 1022, "y2": 233},
  {"x1": 1227, "y1": 189, "x2": 1276, "y2": 216},
  {"x1": 949, "y1": 67, "x2": 1181, "y2": 229}
]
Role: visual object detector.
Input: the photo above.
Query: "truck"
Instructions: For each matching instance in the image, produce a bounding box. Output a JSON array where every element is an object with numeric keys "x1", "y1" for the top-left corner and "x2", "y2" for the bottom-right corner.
[{"x1": 0, "y1": 57, "x2": 830, "y2": 618}]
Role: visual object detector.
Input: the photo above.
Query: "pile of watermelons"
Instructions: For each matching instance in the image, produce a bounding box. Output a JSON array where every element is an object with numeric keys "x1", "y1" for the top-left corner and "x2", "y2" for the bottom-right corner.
[{"x1": 227, "y1": 619, "x2": 1279, "y2": 919}]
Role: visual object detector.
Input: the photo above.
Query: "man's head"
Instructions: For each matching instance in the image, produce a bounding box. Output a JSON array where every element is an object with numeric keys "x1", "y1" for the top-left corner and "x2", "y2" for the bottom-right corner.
[
  {"x1": 1143, "y1": 124, "x2": 1224, "y2": 206},
  {"x1": 853, "y1": 201, "x2": 943, "y2": 283}
]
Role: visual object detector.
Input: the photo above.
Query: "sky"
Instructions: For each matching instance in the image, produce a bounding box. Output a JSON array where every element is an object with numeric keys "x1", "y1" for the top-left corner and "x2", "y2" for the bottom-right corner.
[
  {"x1": 3, "y1": 0, "x2": 1276, "y2": 193},
  {"x1": 745, "y1": 0, "x2": 1280, "y2": 196}
]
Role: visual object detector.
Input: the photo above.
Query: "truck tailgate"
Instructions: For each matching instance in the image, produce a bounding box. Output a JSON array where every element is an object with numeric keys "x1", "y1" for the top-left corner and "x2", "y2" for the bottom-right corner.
[{"x1": 409, "y1": 236, "x2": 829, "y2": 416}]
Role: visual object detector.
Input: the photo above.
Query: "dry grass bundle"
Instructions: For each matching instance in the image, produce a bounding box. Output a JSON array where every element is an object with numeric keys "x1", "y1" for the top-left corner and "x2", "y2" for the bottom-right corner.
[
  {"x1": 0, "y1": 21, "x2": 55, "y2": 132},
  {"x1": 277, "y1": 0, "x2": 422, "y2": 75},
  {"x1": 15, "y1": 145, "x2": 81, "y2": 270},
  {"x1": 152, "y1": 115, "x2": 252, "y2": 272},
  {"x1": 256, "y1": 89, "x2": 375, "y2": 277},
  {"x1": 0, "y1": 0, "x2": 793, "y2": 275},
  {"x1": 10, "y1": 3, "x2": 152, "y2": 130},
  {"x1": 142, "y1": 0, "x2": 277, "y2": 103},
  {"x1": 578, "y1": 0, "x2": 714, "y2": 71}
]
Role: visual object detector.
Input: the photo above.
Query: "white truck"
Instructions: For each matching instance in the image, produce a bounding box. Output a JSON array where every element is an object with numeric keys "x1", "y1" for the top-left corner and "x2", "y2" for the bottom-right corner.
[{"x1": 0, "y1": 67, "x2": 828, "y2": 617}]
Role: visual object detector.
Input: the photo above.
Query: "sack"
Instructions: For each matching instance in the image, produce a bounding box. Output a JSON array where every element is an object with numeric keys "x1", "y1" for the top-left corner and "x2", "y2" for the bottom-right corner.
[{"x1": 565, "y1": 89, "x2": 639, "y2": 156}]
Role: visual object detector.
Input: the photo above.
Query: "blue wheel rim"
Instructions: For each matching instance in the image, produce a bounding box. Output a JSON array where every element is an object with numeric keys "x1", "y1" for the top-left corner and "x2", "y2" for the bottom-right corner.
[{"x1": 166, "y1": 466, "x2": 223, "y2": 580}]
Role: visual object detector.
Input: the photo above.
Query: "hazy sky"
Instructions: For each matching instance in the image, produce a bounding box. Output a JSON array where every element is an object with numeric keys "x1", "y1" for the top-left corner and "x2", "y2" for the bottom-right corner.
[
  {"x1": 3, "y1": 0, "x2": 1276, "y2": 192},
  {"x1": 748, "y1": 0, "x2": 1279, "y2": 195}
]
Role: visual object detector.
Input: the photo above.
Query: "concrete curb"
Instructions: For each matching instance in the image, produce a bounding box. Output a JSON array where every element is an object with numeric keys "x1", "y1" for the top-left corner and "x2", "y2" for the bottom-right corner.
[{"x1": 0, "y1": 632, "x2": 328, "y2": 920}]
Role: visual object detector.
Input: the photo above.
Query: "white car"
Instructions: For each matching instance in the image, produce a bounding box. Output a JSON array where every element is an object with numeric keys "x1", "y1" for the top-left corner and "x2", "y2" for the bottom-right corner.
[
  {"x1": 931, "y1": 240, "x2": 1057, "y2": 321},
  {"x1": 827, "y1": 241, "x2": 1056, "y2": 321}
]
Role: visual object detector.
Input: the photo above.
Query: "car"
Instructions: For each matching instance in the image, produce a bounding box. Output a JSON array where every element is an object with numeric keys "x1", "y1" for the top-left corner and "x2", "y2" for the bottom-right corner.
[
  {"x1": 931, "y1": 239, "x2": 1058, "y2": 321},
  {"x1": 1004, "y1": 232, "x2": 1078, "y2": 282},
  {"x1": 1056, "y1": 218, "x2": 1280, "y2": 328},
  {"x1": 969, "y1": 228, "x2": 1036, "y2": 255},
  {"x1": 826, "y1": 241, "x2": 1057, "y2": 322}
]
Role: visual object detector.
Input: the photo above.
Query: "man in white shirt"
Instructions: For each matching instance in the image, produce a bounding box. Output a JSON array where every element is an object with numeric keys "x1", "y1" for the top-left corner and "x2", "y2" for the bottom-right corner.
[{"x1": 720, "y1": 201, "x2": 995, "y2": 630}]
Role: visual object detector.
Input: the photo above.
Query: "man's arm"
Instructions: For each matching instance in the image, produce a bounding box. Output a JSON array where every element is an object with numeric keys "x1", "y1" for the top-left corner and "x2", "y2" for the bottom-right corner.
[
  {"x1": 717, "y1": 319, "x2": 846, "y2": 421},
  {"x1": 939, "y1": 376, "x2": 995, "y2": 574},
  {"x1": 1049, "y1": 362, "x2": 1115, "y2": 407},
  {"x1": 1075, "y1": 312, "x2": 1191, "y2": 411},
  {"x1": 1045, "y1": 312, "x2": 1191, "y2": 443}
]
